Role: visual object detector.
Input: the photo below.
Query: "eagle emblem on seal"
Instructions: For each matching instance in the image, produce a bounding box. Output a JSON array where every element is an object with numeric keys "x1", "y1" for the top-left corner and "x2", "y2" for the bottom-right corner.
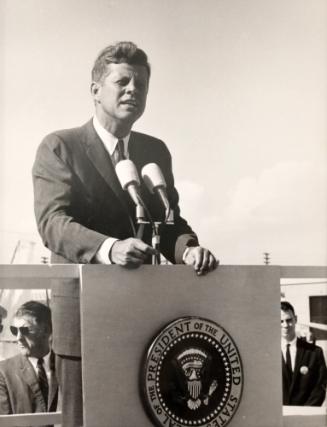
[
  {"x1": 143, "y1": 317, "x2": 243, "y2": 427},
  {"x1": 175, "y1": 347, "x2": 218, "y2": 410}
]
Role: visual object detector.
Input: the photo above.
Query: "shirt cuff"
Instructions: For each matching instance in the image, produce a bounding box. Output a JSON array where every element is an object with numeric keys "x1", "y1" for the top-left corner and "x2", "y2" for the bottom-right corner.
[{"x1": 94, "y1": 238, "x2": 119, "y2": 264}]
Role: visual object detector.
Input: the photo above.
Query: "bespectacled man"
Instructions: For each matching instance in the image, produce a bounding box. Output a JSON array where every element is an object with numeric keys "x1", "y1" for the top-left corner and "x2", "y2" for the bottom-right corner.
[{"x1": 0, "y1": 300, "x2": 58, "y2": 416}]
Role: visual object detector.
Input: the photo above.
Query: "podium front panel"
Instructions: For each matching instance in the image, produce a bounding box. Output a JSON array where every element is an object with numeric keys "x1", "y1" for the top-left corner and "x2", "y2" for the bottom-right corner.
[{"x1": 81, "y1": 265, "x2": 282, "y2": 427}]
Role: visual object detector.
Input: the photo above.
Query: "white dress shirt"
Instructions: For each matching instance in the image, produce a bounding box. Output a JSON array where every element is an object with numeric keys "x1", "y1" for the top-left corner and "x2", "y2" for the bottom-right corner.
[
  {"x1": 281, "y1": 337, "x2": 297, "y2": 371},
  {"x1": 29, "y1": 352, "x2": 51, "y2": 381},
  {"x1": 93, "y1": 115, "x2": 130, "y2": 159}
]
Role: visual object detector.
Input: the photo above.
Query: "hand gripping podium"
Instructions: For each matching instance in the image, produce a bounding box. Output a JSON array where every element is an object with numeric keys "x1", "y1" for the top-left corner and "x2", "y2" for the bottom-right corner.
[{"x1": 80, "y1": 265, "x2": 283, "y2": 427}]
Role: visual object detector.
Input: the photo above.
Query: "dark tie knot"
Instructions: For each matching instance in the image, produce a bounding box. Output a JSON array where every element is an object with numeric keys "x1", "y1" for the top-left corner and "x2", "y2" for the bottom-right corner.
[
  {"x1": 37, "y1": 357, "x2": 44, "y2": 366},
  {"x1": 112, "y1": 139, "x2": 126, "y2": 165}
]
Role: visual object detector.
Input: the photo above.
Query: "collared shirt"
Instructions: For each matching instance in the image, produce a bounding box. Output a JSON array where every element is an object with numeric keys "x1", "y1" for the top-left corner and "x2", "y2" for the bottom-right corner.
[
  {"x1": 93, "y1": 115, "x2": 130, "y2": 159},
  {"x1": 93, "y1": 115, "x2": 130, "y2": 264},
  {"x1": 29, "y1": 352, "x2": 51, "y2": 381},
  {"x1": 281, "y1": 337, "x2": 297, "y2": 371}
]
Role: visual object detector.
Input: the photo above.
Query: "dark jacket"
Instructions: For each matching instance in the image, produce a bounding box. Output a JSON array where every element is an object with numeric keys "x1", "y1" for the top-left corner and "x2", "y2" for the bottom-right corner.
[
  {"x1": 282, "y1": 338, "x2": 327, "y2": 405},
  {"x1": 32, "y1": 120, "x2": 198, "y2": 356}
]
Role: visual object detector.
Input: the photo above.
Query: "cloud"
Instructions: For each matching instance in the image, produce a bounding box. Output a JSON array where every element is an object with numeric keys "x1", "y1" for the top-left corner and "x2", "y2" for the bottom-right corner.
[
  {"x1": 223, "y1": 160, "x2": 326, "y2": 228},
  {"x1": 177, "y1": 161, "x2": 327, "y2": 264}
]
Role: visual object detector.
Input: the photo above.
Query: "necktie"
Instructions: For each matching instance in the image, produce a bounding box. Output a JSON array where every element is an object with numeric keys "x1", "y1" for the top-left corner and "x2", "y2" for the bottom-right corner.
[
  {"x1": 37, "y1": 358, "x2": 49, "y2": 405},
  {"x1": 286, "y1": 344, "x2": 292, "y2": 376},
  {"x1": 112, "y1": 139, "x2": 126, "y2": 165}
]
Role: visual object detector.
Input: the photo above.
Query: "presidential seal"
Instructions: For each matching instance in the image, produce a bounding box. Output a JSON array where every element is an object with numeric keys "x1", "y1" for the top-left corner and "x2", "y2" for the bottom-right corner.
[{"x1": 143, "y1": 317, "x2": 243, "y2": 427}]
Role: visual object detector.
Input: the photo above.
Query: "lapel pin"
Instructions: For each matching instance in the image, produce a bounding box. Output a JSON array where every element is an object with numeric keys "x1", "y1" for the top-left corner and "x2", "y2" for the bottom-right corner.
[{"x1": 300, "y1": 366, "x2": 309, "y2": 375}]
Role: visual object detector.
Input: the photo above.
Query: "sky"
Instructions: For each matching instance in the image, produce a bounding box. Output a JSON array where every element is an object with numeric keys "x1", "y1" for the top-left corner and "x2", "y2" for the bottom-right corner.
[{"x1": 1, "y1": 0, "x2": 327, "y2": 265}]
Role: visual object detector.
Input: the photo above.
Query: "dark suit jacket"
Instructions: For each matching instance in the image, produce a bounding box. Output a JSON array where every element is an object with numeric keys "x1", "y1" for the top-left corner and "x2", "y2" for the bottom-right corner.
[
  {"x1": 32, "y1": 119, "x2": 198, "y2": 356},
  {"x1": 0, "y1": 353, "x2": 58, "y2": 419},
  {"x1": 282, "y1": 338, "x2": 327, "y2": 406}
]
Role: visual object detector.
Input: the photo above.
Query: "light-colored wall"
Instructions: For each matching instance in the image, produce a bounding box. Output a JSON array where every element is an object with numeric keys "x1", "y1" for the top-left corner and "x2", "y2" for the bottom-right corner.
[{"x1": 281, "y1": 281, "x2": 327, "y2": 357}]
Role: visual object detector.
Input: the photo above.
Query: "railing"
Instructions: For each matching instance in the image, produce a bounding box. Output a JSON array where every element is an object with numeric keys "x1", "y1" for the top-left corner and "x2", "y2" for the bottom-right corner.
[{"x1": 0, "y1": 412, "x2": 62, "y2": 427}]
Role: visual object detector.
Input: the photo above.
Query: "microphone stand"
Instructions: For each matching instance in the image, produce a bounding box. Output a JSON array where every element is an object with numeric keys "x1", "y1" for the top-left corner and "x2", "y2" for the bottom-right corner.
[
  {"x1": 137, "y1": 208, "x2": 174, "y2": 265},
  {"x1": 151, "y1": 222, "x2": 161, "y2": 265}
]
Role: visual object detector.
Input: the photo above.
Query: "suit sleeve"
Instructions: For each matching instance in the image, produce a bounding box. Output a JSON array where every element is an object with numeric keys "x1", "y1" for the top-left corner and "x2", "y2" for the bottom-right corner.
[
  {"x1": 0, "y1": 371, "x2": 11, "y2": 414},
  {"x1": 304, "y1": 347, "x2": 327, "y2": 406},
  {"x1": 32, "y1": 134, "x2": 108, "y2": 263},
  {"x1": 156, "y1": 141, "x2": 199, "y2": 263}
]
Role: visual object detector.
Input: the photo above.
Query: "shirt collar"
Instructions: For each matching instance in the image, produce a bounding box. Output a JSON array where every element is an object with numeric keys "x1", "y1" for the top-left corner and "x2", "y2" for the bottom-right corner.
[
  {"x1": 281, "y1": 336, "x2": 297, "y2": 349},
  {"x1": 29, "y1": 351, "x2": 51, "y2": 373},
  {"x1": 93, "y1": 115, "x2": 130, "y2": 157}
]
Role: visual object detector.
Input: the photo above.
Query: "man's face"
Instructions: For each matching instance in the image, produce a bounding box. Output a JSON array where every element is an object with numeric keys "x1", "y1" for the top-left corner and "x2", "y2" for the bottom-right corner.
[
  {"x1": 281, "y1": 309, "x2": 297, "y2": 341},
  {"x1": 92, "y1": 62, "x2": 149, "y2": 127},
  {"x1": 11, "y1": 315, "x2": 51, "y2": 358}
]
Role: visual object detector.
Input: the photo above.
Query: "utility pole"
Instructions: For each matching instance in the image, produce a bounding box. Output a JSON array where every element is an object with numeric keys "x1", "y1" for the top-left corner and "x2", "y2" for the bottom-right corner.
[{"x1": 263, "y1": 252, "x2": 270, "y2": 265}]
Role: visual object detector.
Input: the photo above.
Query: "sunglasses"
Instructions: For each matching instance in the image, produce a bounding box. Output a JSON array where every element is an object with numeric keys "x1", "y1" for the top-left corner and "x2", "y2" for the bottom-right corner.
[{"x1": 10, "y1": 326, "x2": 35, "y2": 336}]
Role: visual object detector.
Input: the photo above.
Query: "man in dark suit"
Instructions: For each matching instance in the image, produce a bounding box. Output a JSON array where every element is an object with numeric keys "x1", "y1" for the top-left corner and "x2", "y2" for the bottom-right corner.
[
  {"x1": 281, "y1": 301, "x2": 327, "y2": 406},
  {"x1": 0, "y1": 301, "x2": 58, "y2": 419},
  {"x1": 33, "y1": 41, "x2": 217, "y2": 426}
]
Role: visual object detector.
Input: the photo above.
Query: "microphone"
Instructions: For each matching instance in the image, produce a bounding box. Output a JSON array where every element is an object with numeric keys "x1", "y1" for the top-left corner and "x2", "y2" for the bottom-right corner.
[
  {"x1": 141, "y1": 163, "x2": 172, "y2": 222},
  {"x1": 115, "y1": 160, "x2": 145, "y2": 220}
]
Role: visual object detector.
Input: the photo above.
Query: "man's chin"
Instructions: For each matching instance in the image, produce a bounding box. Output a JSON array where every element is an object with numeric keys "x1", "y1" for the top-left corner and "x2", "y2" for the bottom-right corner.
[
  {"x1": 118, "y1": 108, "x2": 143, "y2": 121},
  {"x1": 282, "y1": 333, "x2": 294, "y2": 341}
]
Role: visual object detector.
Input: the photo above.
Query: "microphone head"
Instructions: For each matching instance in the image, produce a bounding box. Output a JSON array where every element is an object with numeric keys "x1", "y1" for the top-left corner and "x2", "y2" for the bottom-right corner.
[
  {"x1": 115, "y1": 159, "x2": 140, "y2": 190},
  {"x1": 141, "y1": 163, "x2": 167, "y2": 193}
]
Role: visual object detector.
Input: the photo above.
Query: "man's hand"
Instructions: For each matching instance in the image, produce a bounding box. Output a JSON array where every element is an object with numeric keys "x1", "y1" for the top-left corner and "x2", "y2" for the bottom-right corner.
[
  {"x1": 110, "y1": 238, "x2": 157, "y2": 268},
  {"x1": 184, "y1": 246, "x2": 218, "y2": 276}
]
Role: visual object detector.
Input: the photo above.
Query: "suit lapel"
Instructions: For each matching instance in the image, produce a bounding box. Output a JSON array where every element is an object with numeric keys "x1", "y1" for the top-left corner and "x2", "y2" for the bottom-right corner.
[
  {"x1": 83, "y1": 121, "x2": 126, "y2": 202},
  {"x1": 48, "y1": 351, "x2": 58, "y2": 411},
  {"x1": 129, "y1": 132, "x2": 151, "y2": 173},
  {"x1": 129, "y1": 132, "x2": 143, "y2": 165},
  {"x1": 82, "y1": 120, "x2": 135, "y2": 233},
  {"x1": 289, "y1": 339, "x2": 305, "y2": 395},
  {"x1": 19, "y1": 355, "x2": 47, "y2": 412}
]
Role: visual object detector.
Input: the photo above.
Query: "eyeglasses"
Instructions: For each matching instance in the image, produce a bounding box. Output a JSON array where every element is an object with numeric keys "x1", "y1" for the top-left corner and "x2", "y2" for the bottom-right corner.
[{"x1": 10, "y1": 326, "x2": 34, "y2": 336}]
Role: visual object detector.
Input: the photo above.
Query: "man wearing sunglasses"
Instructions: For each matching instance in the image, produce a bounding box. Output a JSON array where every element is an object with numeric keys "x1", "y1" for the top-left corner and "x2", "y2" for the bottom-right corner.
[{"x1": 0, "y1": 301, "x2": 58, "y2": 417}]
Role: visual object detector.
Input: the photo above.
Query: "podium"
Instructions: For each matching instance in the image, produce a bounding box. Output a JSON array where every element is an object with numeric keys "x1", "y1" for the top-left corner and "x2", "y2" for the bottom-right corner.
[{"x1": 81, "y1": 265, "x2": 283, "y2": 427}]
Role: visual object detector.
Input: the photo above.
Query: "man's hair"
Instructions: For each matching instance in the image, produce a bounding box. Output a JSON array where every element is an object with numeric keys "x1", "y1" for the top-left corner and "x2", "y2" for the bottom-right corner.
[
  {"x1": 281, "y1": 301, "x2": 296, "y2": 316},
  {"x1": 92, "y1": 41, "x2": 151, "y2": 83},
  {"x1": 15, "y1": 300, "x2": 52, "y2": 332}
]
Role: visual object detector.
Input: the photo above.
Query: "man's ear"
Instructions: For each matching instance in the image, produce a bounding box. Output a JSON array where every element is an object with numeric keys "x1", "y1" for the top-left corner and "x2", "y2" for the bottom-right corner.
[{"x1": 91, "y1": 81, "x2": 101, "y2": 101}]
